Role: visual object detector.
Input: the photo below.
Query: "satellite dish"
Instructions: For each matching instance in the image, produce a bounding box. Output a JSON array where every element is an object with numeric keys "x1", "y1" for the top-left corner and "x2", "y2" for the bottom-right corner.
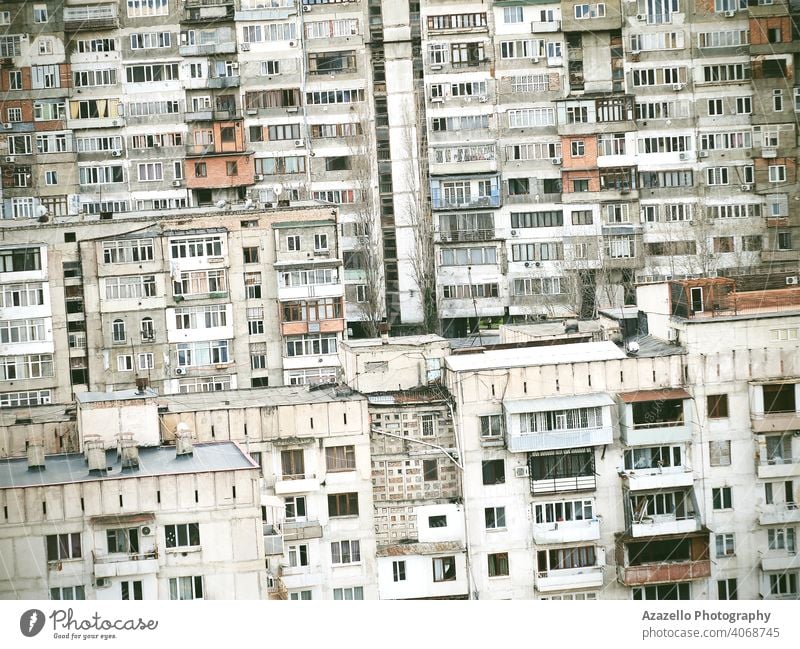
[
  {"x1": 273, "y1": 183, "x2": 283, "y2": 197},
  {"x1": 215, "y1": 199, "x2": 227, "y2": 209},
  {"x1": 36, "y1": 205, "x2": 48, "y2": 217},
  {"x1": 244, "y1": 198, "x2": 253, "y2": 209}
]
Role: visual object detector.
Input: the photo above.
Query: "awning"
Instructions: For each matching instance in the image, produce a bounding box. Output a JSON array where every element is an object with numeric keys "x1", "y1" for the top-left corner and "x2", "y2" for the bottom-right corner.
[
  {"x1": 503, "y1": 393, "x2": 614, "y2": 414},
  {"x1": 618, "y1": 388, "x2": 691, "y2": 403}
]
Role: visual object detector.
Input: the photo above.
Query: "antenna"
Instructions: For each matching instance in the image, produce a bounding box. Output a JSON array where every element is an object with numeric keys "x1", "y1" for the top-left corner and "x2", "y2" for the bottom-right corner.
[{"x1": 272, "y1": 183, "x2": 284, "y2": 197}]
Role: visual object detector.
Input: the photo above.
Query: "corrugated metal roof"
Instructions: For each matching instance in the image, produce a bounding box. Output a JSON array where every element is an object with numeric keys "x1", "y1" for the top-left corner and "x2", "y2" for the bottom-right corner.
[
  {"x1": 444, "y1": 341, "x2": 626, "y2": 372},
  {"x1": 618, "y1": 388, "x2": 691, "y2": 403}
]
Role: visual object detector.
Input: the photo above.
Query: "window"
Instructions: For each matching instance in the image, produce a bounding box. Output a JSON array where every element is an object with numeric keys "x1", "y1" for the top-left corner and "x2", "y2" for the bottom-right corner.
[
  {"x1": 718, "y1": 579, "x2": 738, "y2": 600},
  {"x1": 314, "y1": 234, "x2": 328, "y2": 252},
  {"x1": 289, "y1": 590, "x2": 312, "y2": 600},
  {"x1": 243, "y1": 247, "x2": 259, "y2": 264},
  {"x1": 195, "y1": 163, "x2": 207, "y2": 178},
  {"x1": 778, "y1": 232, "x2": 792, "y2": 251},
  {"x1": 482, "y1": 459, "x2": 505, "y2": 485},
  {"x1": 50, "y1": 586, "x2": 85, "y2": 600},
  {"x1": 770, "y1": 574, "x2": 797, "y2": 596},
  {"x1": 281, "y1": 449, "x2": 305, "y2": 479},
  {"x1": 325, "y1": 446, "x2": 356, "y2": 472},
  {"x1": 715, "y1": 533, "x2": 735, "y2": 557},
  {"x1": 769, "y1": 165, "x2": 787, "y2": 183},
  {"x1": 503, "y1": 6, "x2": 524, "y2": 22},
  {"x1": 768, "y1": 528, "x2": 796, "y2": 552},
  {"x1": 245, "y1": 272, "x2": 262, "y2": 299},
  {"x1": 226, "y1": 161, "x2": 238, "y2": 176},
  {"x1": 284, "y1": 496, "x2": 306, "y2": 521},
  {"x1": 712, "y1": 487, "x2": 733, "y2": 510},
  {"x1": 247, "y1": 307, "x2": 264, "y2": 335},
  {"x1": 420, "y1": 413, "x2": 436, "y2": 437},
  {"x1": 331, "y1": 540, "x2": 361, "y2": 564},
  {"x1": 432, "y1": 556, "x2": 456, "y2": 582},
  {"x1": 393, "y1": 560, "x2": 406, "y2": 582},
  {"x1": 137, "y1": 353, "x2": 154, "y2": 371},
  {"x1": 164, "y1": 523, "x2": 200, "y2": 549},
  {"x1": 633, "y1": 583, "x2": 691, "y2": 600},
  {"x1": 333, "y1": 586, "x2": 364, "y2": 600},
  {"x1": 480, "y1": 415, "x2": 503, "y2": 439},
  {"x1": 106, "y1": 528, "x2": 139, "y2": 554},
  {"x1": 709, "y1": 441, "x2": 731, "y2": 466},
  {"x1": 423, "y1": 459, "x2": 438, "y2": 482},
  {"x1": 112, "y1": 319, "x2": 126, "y2": 344},
  {"x1": 47, "y1": 534, "x2": 82, "y2": 561},
  {"x1": 288, "y1": 544, "x2": 309, "y2": 567},
  {"x1": 121, "y1": 581, "x2": 143, "y2": 601},
  {"x1": 116, "y1": 355, "x2": 133, "y2": 372},
  {"x1": 488, "y1": 553, "x2": 509, "y2": 577},
  {"x1": 707, "y1": 394, "x2": 728, "y2": 419},
  {"x1": 713, "y1": 236, "x2": 734, "y2": 254},
  {"x1": 169, "y1": 576, "x2": 203, "y2": 600},
  {"x1": 328, "y1": 493, "x2": 359, "y2": 517},
  {"x1": 33, "y1": 4, "x2": 48, "y2": 23},
  {"x1": 287, "y1": 235, "x2": 301, "y2": 251},
  {"x1": 485, "y1": 507, "x2": 506, "y2": 530},
  {"x1": 137, "y1": 163, "x2": 163, "y2": 182}
]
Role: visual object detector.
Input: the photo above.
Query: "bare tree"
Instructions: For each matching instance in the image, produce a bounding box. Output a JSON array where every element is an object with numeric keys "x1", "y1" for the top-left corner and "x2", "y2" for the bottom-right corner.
[
  {"x1": 399, "y1": 90, "x2": 438, "y2": 334},
  {"x1": 344, "y1": 106, "x2": 385, "y2": 338}
]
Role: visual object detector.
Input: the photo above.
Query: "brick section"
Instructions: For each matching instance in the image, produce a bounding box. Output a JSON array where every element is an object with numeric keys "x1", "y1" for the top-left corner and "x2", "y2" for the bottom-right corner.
[{"x1": 749, "y1": 17, "x2": 792, "y2": 45}]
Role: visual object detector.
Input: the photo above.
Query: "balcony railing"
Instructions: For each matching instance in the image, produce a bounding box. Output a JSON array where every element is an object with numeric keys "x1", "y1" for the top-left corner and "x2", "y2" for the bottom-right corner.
[
  {"x1": 507, "y1": 426, "x2": 612, "y2": 453},
  {"x1": 618, "y1": 559, "x2": 711, "y2": 586},
  {"x1": 536, "y1": 565, "x2": 604, "y2": 592},
  {"x1": 530, "y1": 474, "x2": 596, "y2": 495},
  {"x1": 758, "y1": 502, "x2": 800, "y2": 526},
  {"x1": 430, "y1": 191, "x2": 501, "y2": 210},
  {"x1": 438, "y1": 229, "x2": 495, "y2": 243},
  {"x1": 64, "y1": 5, "x2": 119, "y2": 31}
]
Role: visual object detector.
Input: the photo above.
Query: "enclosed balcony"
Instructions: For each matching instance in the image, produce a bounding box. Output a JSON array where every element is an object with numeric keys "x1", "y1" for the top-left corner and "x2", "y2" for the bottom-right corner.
[
  {"x1": 615, "y1": 531, "x2": 711, "y2": 586},
  {"x1": 625, "y1": 488, "x2": 702, "y2": 537},
  {"x1": 280, "y1": 298, "x2": 345, "y2": 336},
  {"x1": 503, "y1": 393, "x2": 615, "y2": 453},
  {"x1": 283, "y1": 520, "x2": 324, "y2": 541},
  {"x1": 430, "y1": 176, "x2": 501, "y2": 211},
  {"x1": 235, "y1": 0, "x2": 295, "y2": 21},
  {"x1": 532, "y1": 519, "x2": 600, "y2": 544},
  {"x1": 528, "y1": 447, "x2": 597, "y2": 494},
  {"x1": 535, "y1": 545, "x2": 604, "y2": 592},
  {"x1": 263, "y1": 523, "x2": 284, "y2": 556},
  {"x1": 63, "y1": 4, "x2": 119, "y2": 31},
  {"x1": 758, "y1": 503, "x2": 800, "y2": 526},
  {"x1": 183, "y1": 0, "x2": 234, "y2": 23},
  {"x1": 618, "y1": 388, "x2": 692, "y2": 445},
  {"x1": 750, "y1": 382, "x2": 800, "y2": 434}
]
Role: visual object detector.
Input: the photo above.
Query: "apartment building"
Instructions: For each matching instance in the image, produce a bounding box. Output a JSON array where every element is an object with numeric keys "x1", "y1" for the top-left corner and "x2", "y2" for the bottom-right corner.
[
  {"x1": 339, "y1": 334, "x2": 469, "y2": 598},
  {"x1": 0, "y1": 204, "x2": 344, "y2": 405},
  {"x1": 0, "y1": 437, "x2": 267, "y2": 600}
]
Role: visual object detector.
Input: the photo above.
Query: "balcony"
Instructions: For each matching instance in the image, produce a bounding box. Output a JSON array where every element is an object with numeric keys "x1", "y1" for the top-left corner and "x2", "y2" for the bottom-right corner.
[
  {"x1": 429, "y1": 159, "x2": 498, "y2": 176},
  {"x1": 283, "y1": 520, "x2": 323, "y2": 541},
  {"x1": 430, "y1": 191, "x2": 501, "y2": 211},
  {"x1": 92, "y1": 550, "x2": 158, "y2": 579},
  {"x1": 532, "y1": 518, "x2": 600, "y2": 544},
  {"x1": 530, "y1": 474, "x2": 596, "y2": 495},
  {"x1": 436, "y1": 229, "x2": 496, "y2": 243},
  {"x1": 531, "y1": 20, "x2": 561, "y2": 32},
  {"x1": 622, "y1": 467, "x2": 694, "y2": 492},
  {"x1": 758, "y1": 457, "x2": 800, "y2": 480},
  {"x1": 630, "y1": 514, "x2": 701, "y2": 538},
  {"x1": 758, "y1": 503, "x2": 800, "y2": 526},
  {"x1": 183, "y1": 3, "x2": 235, "y2": 23},
  {"x1": 618, "y1": 559, "x2": 711, "y2": 586},
  {"x1": 503, "y1": 393, "x2": 615, "y2": 453},
  {"x1": 751, "y1": 413, "x2": 800, "y2": 434},
  {"x1": 184, "y1": 108, "x2": 241, "y2": 122},
  {"x1": 63, "y1": 4, "x2": 119, "y2": 31},
  {"x1": 235, "y1": 1, "x2": 295, "y2": 21},
  {"x1": 618, "y1": 389, "x2": 692, "y2": 445},
  {"x1": 179, "y1": 43, "x2": 236, "y2": 57},
  {"x1": 280, "y1": 318, "x2": 345, "y2": 337},
  {"x1": 263, "y1": 523, "x2": 284, "y2": 556},
  {"x1": 274, "y1": 475, "x2": 319, "y2": 495},
  {"x1": 535, "y1": 565, "x2": 604, "y2": 593},
  {"x1": 762, "y1": 552, "x2": 800, "y2": 572}
]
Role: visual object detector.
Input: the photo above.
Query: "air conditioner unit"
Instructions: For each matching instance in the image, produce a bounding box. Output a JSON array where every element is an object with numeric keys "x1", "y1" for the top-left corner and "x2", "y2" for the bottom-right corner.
[
  {"x1": 431, "y1": 96, "x2": 443, "y2": 103},
  {"x1": 303, "y1": 4, "x2": 311, "y2": 11},
  {"x1": 2, "y1": 123, "x2": 11, "y2": 129},
  {"x1": 241, "y1": 43, "x2": 250, "y2": 52},
  {"x1": 724, "y1": 9, "x2": 736, "y2": 16},
  {"x1": 667, "y1": 328, "x2": 678, "y2": 342},
  {"x1": 740, "y1": 184, "x2": 752, "y2": 191},
  {"x1": 286, "y1": 106, "x2": 299, "y2": 113},
  {"x1": 552, "y1": 157, "x2": 562, "y2": 165},
  {"x1": 679, "y1": 153, "x2": 689, "y2": 161},
  {"x1": 294, "y1": 139, "x2": 305, "y2": 148},
  {"x1": 698, "y1": 150, "x2": 709, "y2": 158},
  {"x1": 510, "y1": 230, "x2": 518, "y2": 237},
  {"x1": 3, "y1": 156, "x2": 14, "y2": 163},
  {"x1": 111, "y1": 150, "x2": 121, "y2": 157},
  {"x1": 289, "y1": 41, "x2": 297, "y2": 47},
  {"x1": 786, "y1": 276, "x2": 800, "y2": 285},
  {"x1": 430, "y1": 65, "x2": 442, "y2": 71},
  {"x1": 172, "y1": 180, "x2": 182, "y2": 187},
  {"x1": 478, "y1": 95, "x2": 488, "y2": 103},
  {"x1": 95, "y1": 578, "x2": 112, "y2": 589},
  {"x1": 524, "y1": 261, "x2": 531, "y2": 267},
  {"x1": 514, "y1": 466, "x2": 530, "y2": 478},
  {"x1": 532, "y1": 57, "x2": 540, "y2": 63},
  {"x1": 247, "y1": 109, "x2": 258, "y2": 115},
  {"x1": 672, "y1": 83, "x2": 684, "y2": 91},
  {"x1": 175, "y1": 367, "x2": 186, "y2": 375},
  {"x1": 636, "y1": 13, "x2": 647, "y2": 20},
  {"x1": 254, "y1": 174, "x2": 264, "y2": 181},
  {"x1": 140, "y1": 525, "x2": 154, "y2": 537}
]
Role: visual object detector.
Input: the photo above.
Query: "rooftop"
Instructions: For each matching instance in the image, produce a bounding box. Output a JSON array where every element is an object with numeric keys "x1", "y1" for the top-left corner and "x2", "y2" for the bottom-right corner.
[
  {"x1": 0, "y1": 442, "x2": 256, "y2": 489},
  {"x1": 444, "y1": 341, "x2": 627, "y2": 372},
  {"x1": 341, "y1": 334, "x2": 447, "y2": 349},
  {"x1": 156, "y1": 385, "x2": 364, "y2": 413},
  {"x1": 77, "y1": 389, "x2": 158, "y2": 404}
]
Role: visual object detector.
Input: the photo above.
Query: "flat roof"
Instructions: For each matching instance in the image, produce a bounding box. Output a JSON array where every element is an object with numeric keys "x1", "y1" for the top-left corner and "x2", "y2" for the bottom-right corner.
[
  {"x1": 0, "y1": 442, "x2": 256, "y2": 489},
  {"x1": 342, "y1": 334, "x2": 447, "y2": 348},
  {"x1": 501, "y1": 320, "x2": 606, "y2": 339},
  {"x1": 158, "y1": 385, "x2": 364, "y2": 413},
  {"x1": 77, "y1": 389, "x2": 158, "y2": 404},
  {"x1": 444, "y1": 341, "x2": 627, "y2": 372}
]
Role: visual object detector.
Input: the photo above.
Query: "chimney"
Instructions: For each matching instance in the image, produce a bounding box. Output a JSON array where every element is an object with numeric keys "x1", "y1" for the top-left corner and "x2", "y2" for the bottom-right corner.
[
  {"x1": 135, "y1": 377, "x2": 149, "y2": 395},
  {"x1": 175, "y1": 422, "x2": 194, "y2": 457},
  {"x1": 378, "y1": 321, "x2": 391, "y2": 345},
  {"x1": 26, "y1": 439, "x2": 45, "y2": 471},
  {"x1": 86, "y1": 440, "x2": 107, "y2": 476},
  {"x1": 118, "y1": 433, "x2": 139, "y2": 470}
]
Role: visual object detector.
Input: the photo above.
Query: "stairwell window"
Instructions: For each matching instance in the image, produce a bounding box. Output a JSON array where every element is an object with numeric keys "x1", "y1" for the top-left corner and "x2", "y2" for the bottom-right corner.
[
  {"x1": 712, "y1": 487, "x2": 733, "y2": 510},
  {"x1": 169, "y1": 576, "x2": 203, "y2": 600},
  {"x1": 715, "y1": 533, "x2": 735, "y2": 557},
  {"x1": 165, "y1": 523, "x2": 200, "y2": 549},
  {"x1": 485, "y1": 506, "x2": 506, "y2": 530},
  {"x1": 331, "y1": 540, "x2": 361, "y2": 565},
  {"x1": 328, "y1": 492, "x2": 359, "y2": 517},
  {"x1": 46, "y1": 533, "x2": 82, "y2": 561},
  {"x1": 488, "y1": 553, "x2": 510, "y2": 577}
]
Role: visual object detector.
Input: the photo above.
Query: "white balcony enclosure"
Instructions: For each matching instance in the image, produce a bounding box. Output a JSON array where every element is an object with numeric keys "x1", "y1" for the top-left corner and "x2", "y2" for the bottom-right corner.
[
  {"x1": 535, "y1": 565, "x2": 604, "y2": 593},
  {"x1": 532, "y1": 518, "x2": 600, "y2": 544}
]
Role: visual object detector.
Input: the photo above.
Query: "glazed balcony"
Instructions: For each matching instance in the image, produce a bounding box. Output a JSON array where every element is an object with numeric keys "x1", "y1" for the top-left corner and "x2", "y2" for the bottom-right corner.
[{"x1": 63, "y1": 4, "x2": 119, "y2": 31}]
